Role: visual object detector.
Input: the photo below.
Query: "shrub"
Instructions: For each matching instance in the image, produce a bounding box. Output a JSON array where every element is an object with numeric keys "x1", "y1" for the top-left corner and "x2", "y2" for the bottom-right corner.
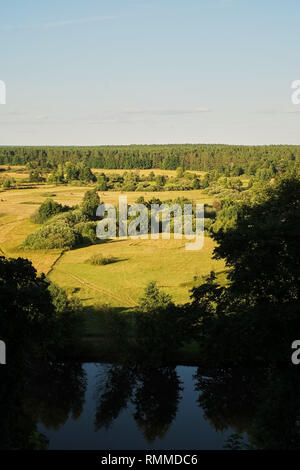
[
  {"x1": 31, "y1": 198, "x2": 67, "y2": 224},
  {"x1": 78, "y1": 166, "x2": 97, "y2": 183},
  {"x1": 121, "y1": 182, "x2": 137, "y2": 191},
  {"x1": 139, "y1": 281, "x2": 173, "y2": 312},
  {"x1": 176, "y1": 166, "x2": 184, "y2": 178},
  {"x1": 75, "y1": 221, "x2": 98, "y2": 244},
  {"x1": 136, "y1": 182, "x2": 150, "y2": 191},
  {"x1": 29, "y1": 170, "x2": 45, "y2": 182},
  {"x1": 22, "y1": 220, "x2": 82, "y2": 249},
  {"x1": 0, "y1": 177, "x2": 16, "y2": 189},
  {"x1": 48, "y1": 282, "x2": 82, "y2": 349},
  {"x1": 46, "y1": 209, "x2": 88, "y2": 226},
  {"x1": 96, "y1": 173, "x2": 108, "y2": 191},
  {"x1": 86, "y1": 254, "x2": 116, "y2": 265},
  {"x1": 81, "y1": 189, "x2": 100, "y2": 220},
  {"x1": 40, "y1": 192, "x2": 56, "y2": 197}
]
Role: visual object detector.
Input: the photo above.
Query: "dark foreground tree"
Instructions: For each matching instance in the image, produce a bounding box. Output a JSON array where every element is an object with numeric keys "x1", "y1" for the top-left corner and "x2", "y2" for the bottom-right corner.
[
  {"x1": 0, "y1": 256, "x2": 84, "y2": 450},
  {"x1": 135, "y1": 282, "x2": 187, "y2": 364},
  {"x1": 0, "y1": 256, "x2": 81, "y2": 362},
  {"x1": 188, "y1": 178, "x2": 300, "y2": 366},
  {"x1": 187, "y1": 178, "x2": 300, "y2": 449}
]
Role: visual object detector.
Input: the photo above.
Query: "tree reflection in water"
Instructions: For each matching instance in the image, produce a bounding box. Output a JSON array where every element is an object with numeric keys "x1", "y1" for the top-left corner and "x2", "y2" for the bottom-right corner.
[
  {"x1": 0, "y1": 361, "x2": 87, "y2": 449},
  {"x1": 194, "y1": 366, "x2": 300, "y2": 449},
  {"x1": 94, "y1": 365, "x2": 182, "y2": 443},
  {"x1": 1, "y1": 360, "x2": 299, "y2": 449},
  {"x1": 94, "y1": 361, "x2": 300, "y2": 449}
]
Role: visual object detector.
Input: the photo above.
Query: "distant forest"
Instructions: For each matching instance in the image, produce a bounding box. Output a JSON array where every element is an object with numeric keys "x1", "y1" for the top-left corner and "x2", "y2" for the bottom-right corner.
[{"x1": 1, "y1": 144, "x2": 300, "y2": 176}]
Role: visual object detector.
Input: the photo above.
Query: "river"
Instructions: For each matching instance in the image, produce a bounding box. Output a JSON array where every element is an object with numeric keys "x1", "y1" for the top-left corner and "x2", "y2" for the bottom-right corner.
[{"x1": 38, "y1": 363, "x2": 236, "y2": 450}]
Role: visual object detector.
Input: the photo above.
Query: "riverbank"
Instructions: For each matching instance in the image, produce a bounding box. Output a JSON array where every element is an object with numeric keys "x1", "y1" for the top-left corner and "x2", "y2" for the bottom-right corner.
[{"x1": 63, "y1": 305, "x2": 202, "y2": 365}]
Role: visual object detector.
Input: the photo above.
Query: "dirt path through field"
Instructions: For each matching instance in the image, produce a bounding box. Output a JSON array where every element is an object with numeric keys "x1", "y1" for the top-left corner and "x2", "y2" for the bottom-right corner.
[{"x1": 58, "y1": 269, "x2": 138, "y2": 308}]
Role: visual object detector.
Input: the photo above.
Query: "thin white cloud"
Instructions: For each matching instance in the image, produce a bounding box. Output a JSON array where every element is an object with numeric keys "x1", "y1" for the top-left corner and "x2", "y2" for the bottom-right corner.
[
  {"x1": 34, "y1": 115, "x2": 49, "y2": 121},
  {"x1": 284, "y1": 109, "x2": 300, "y2": 114},
  {"x1": 121, "y1": 107, "x2": 211, "y2": 116},
  {"x1": 257, "y1": 108, "x2": 300, "y2": 115},
  {"x1": 3, "y1": 110, "x2": 29, "y2": 117},
  {"x1": 0, "y1": 111, "x2": 50, "y2": 124},
  {"x1": 0, "y1": 106, "x2": 212, "y2": 127},
  {"x1": 0, "y1": 16, "x2": 116, "y2": 31},
  {"x1": 41, "y1": 16, "x2": 116, "y2": 28}
]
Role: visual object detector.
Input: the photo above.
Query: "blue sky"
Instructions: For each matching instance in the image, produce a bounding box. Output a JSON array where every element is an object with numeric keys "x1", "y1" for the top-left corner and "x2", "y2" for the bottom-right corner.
[{"x1": 0, "y1": 0, "x2": 299, "y2": 145}]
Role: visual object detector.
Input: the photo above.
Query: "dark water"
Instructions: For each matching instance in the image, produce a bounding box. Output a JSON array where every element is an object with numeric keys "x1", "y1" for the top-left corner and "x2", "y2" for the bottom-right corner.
[
  {"x1": 2, "y1": 360, "x2": 297, "y2": 449},
  {"x1": 38, "y1": 363, "x2": 234, "y2": 450}
]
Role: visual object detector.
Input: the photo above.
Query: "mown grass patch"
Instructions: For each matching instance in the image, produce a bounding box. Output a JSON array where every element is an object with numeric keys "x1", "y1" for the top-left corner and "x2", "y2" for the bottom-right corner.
[{"x1": 48, "y1": 236, "x2": 225, "y2": 308}]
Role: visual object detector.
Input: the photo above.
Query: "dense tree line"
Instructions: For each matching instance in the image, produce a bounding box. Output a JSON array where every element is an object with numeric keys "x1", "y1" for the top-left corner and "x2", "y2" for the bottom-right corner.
[
  {"x1": 1, "y1": 144, "x2": 300, "y2": 176},
  {"x1": 95, "y1": 168, "x2": 202, "y2": 191}
]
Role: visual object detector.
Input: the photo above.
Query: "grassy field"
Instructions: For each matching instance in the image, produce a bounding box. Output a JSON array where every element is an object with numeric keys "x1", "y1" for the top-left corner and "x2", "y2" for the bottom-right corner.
[
  {"x1": 0, "y1": 182, "x2": 215, "y2": 215},
  {"x1": 0, "y1": 175, "x2": 223, "y2": 311},
  {"x1": 0, "y1": 164, "x2": 29, "y2": 181},
  {"x1": 48, "y1": 236, "x2": 225, "y2": 308}
]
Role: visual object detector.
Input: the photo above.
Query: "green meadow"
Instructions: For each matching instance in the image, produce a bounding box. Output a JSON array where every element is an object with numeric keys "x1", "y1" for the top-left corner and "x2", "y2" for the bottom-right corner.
[{"x1": 0, "y1": 167, "x2": 224, "y2": 314}]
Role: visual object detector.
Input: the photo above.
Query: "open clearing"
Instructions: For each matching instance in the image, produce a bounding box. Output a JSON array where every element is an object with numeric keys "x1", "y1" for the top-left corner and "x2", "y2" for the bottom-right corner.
[
  {"x1": 48, "y1": 236, "x2": 225, "y2": 308},
  {"x1": 0, "y1": 180, "x2": 223, "y2": 309}
]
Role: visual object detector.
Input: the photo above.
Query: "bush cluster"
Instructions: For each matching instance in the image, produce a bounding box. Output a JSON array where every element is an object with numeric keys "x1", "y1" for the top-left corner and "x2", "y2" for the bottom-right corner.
[{"x1": 23, "y1": 190, "x2": 100, "y2": 249}]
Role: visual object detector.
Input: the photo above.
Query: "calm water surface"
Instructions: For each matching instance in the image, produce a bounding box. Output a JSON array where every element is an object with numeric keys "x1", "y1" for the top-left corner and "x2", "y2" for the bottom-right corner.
[{"x1": 38, "y1": 363, "x2": 234, "y2": 450}]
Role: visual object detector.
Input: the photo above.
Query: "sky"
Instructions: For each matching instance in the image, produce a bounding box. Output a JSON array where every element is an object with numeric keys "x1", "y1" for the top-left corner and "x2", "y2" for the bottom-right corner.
[{"x1": 0, "y1": 0, "x2": 299, "y2": 145}]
